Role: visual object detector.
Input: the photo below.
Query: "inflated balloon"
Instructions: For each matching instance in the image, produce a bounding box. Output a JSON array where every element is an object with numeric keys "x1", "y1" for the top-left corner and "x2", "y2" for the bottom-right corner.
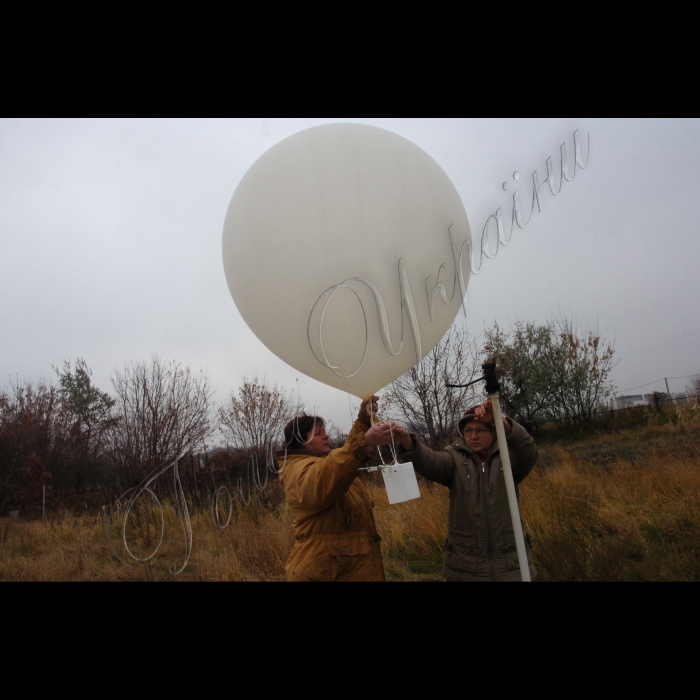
[{"x1": 222, "y1": 123, "x2": 472, "y2": 399}]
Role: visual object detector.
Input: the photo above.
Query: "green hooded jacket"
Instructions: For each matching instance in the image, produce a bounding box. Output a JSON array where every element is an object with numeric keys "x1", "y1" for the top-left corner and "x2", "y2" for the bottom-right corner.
[{"x1": 400, "y1": 419, "x2": 538, "y2": 582}]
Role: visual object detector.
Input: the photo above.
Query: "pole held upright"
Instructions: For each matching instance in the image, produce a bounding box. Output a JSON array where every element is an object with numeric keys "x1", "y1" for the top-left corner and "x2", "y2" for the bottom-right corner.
[{"x1": 482, "y1": 362, "x2": 531, "y2": 582}]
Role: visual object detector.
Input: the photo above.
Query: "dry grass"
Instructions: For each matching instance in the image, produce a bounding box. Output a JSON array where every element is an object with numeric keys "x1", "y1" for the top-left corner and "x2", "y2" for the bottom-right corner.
[
  {"x1": 0, "y1": 490, "x2": 295, "y2": 582},
  {"x1": 521, "y1": 419, "x2": 700, "y2": 581},
  {"x1": 2, "y1": 407, "x2": 699, "y2": 581},
  {"x1": 372, "y1": 479, "x2": 448, "y2": 581}
]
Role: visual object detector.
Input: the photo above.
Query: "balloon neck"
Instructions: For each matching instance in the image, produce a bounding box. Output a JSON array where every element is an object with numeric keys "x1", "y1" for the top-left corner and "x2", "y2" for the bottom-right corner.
[{"x1": 361, "y1": 395, "x2": 381, "y2": 425}]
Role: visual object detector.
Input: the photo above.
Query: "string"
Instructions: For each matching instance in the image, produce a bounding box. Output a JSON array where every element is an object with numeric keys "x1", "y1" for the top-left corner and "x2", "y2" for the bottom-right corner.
[{"x1": 367, "y1": 397, "x2": 399, "y2": 467}]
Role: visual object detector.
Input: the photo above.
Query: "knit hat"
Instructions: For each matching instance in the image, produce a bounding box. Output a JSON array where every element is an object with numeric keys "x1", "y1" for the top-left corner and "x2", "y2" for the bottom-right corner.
[{"x1": 457, "y1": 407, "x2": 480, "y2": 434}]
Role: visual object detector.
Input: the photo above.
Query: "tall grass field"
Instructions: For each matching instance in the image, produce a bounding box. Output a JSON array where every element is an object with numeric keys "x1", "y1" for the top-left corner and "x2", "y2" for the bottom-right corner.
[{"x1": 2, "y1": 407, "x2": 699, "y2": 581}]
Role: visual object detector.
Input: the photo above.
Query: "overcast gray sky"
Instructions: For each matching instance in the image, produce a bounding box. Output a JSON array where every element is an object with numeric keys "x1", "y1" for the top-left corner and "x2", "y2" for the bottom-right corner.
[{"x1": 1, "y1": 118, "x2": 698, "y2": 434}]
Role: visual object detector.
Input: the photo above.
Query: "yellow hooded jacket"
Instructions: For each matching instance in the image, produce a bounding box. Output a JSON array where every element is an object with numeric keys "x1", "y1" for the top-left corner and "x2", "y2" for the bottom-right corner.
[{"x1": 278, "y1": 418, "x2": 385, "y2": 582}]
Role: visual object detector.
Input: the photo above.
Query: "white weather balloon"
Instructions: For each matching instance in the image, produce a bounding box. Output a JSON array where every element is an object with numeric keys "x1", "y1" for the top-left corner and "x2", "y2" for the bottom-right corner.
[{"x1": 223, "y1": 123, "x2": 472, "y2": 399}]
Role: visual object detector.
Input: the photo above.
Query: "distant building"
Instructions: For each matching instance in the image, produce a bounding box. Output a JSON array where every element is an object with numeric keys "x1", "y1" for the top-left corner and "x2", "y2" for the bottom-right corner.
[
  {"x1": 610, "y1": 392, "x2": 690, "y2": 410},
  {"x1": 610, "y1": 395, "x2": 650, "y2": 410}
]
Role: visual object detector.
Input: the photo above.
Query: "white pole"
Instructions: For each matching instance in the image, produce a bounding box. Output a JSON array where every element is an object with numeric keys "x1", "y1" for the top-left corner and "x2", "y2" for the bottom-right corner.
[{"x1": 488, "y1": 394, "x2": 531, "y2": 582}]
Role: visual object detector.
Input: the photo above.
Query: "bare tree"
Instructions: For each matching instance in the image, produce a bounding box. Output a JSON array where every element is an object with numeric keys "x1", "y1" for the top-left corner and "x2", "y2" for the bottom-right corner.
[
  {"x1": 326, "y1": 422, "x2": 348, "y2": 450},
  {"x1": 545, "y1": 315, "x2": 617, "y2": 425},
  {"x1": 109, "y1": 356, "x2": 213, "y2": 486},
  {"x1": 382, "y1": 325, "x2": 481, "y2": 448},
  {"x1": 688, "y1": 375, "x2": 700, "y2": 397},
  {"x1": 219, "y1": 376, "x2": 296, "y2": 455}
]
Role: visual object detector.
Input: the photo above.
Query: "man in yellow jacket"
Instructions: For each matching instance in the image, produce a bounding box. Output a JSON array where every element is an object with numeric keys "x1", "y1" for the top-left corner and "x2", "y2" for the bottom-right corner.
[{"x1": 278, "y1": 398, "x2": 393, "y2": 582}]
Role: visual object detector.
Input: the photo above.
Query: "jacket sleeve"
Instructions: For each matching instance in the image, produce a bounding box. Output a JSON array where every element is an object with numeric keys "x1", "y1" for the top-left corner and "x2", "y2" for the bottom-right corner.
[
  {"x1": 505, "y1": 419, "x2": 538, "y2": 484},
  {"x1": 288, "y1": 419, "x2": 371, "y2": 515},
  {"x1": 398, "y1": 434, "x2": 456, "y2": 487}
]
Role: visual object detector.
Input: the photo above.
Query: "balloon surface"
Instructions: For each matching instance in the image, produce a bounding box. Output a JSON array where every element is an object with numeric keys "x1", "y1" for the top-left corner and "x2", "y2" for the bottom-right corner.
[{"x1": 223, "y1": 123, "x2": 472, "y2": 399}]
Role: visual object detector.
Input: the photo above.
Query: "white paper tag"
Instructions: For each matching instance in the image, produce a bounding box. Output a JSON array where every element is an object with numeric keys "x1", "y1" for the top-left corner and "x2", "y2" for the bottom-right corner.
[{"x1": 382, "y1": 462, "x2": 421, "y2": 505}]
